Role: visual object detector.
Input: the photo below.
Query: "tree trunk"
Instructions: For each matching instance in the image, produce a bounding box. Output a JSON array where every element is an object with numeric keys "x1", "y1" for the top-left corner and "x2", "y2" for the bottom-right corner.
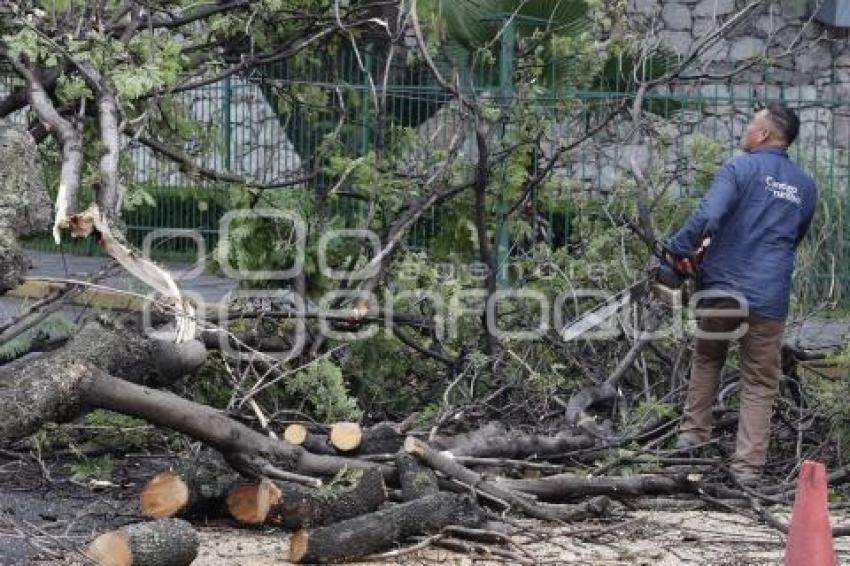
[
  {"x1": 289, "y1": 492, "x2": 484, "y2": 563},
  {"x1": 495, "y1": 473, "x2": 699, "y2": 501},
  {"x1": 268, "y1": 467, "x2": 387, "y2": 529},
  {"x1": 0, "y1": 320, "x2": 206, "y2": 439},
  {"x1": 86, "y1": 519, "x2": 199, "y2": 566},
  {"x1": 0, "y1": 122, "x2": 51, "y2": 293},
  {"x1": 0, "y1": 319, "x2": 390, "y2": 481},
  {"x1": 395, "y1": 452, "x2": 439, "y2": 501},
  {"x1": 329, "y1": 422, "x2": 362, "y2": 452},
  {"x1": 283, "y1": 424, "x2": 337, "y2": 455}
]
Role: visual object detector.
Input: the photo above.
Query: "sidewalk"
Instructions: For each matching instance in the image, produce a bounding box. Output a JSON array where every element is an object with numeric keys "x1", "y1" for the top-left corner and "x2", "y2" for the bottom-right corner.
[{"x1": 0, "y1": 252, "x2": 239, "y2": 321}]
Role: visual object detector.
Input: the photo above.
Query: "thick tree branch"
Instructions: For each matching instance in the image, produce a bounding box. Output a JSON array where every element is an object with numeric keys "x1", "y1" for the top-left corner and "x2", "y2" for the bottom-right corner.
[
  {"x1": 77, "y1": 63, "x2": 122, "y2": 216},
  {"x1": 10, "y1": 60, "x2": 82, "y2": 244}
]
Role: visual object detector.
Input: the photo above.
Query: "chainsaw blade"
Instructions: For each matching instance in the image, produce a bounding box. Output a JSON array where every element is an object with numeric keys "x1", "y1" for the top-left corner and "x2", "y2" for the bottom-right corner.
[{"x1": 559, "y1": 277, "x2": 651, "y2": 341}]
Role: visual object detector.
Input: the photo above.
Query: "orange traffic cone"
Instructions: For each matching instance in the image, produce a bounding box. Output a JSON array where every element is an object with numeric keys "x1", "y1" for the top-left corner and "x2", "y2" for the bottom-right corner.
[{"x1": 784, "y1": 460, "x2": 837, "y2": 566}]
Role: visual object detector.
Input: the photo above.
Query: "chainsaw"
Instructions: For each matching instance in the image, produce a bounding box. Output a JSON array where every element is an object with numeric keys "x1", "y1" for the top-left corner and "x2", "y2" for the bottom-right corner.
[{"x1": 559, "y1": 224, "x2": 709, "y2": 342}]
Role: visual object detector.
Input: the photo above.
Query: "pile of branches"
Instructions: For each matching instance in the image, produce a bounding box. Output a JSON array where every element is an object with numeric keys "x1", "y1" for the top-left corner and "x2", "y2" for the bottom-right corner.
[{"x1": 0, "y1": 308, "x2": 845, "y2": 565}]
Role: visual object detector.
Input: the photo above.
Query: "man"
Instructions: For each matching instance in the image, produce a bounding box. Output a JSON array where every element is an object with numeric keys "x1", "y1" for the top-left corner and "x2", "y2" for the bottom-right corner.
[{"x1": 666, "y1": 103, "x2": 817, "y2": 484}]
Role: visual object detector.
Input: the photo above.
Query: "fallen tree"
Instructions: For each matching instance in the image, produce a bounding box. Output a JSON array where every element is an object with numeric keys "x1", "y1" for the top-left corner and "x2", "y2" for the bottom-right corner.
[{"x1": 1, "y1": 1, "x2": 847, "y2": 564}]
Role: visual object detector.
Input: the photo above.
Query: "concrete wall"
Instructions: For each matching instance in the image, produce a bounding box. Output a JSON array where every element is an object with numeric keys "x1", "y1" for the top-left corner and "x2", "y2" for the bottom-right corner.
[{"x1": 126, "y1": 77, "x2": 302, "y2": 187}]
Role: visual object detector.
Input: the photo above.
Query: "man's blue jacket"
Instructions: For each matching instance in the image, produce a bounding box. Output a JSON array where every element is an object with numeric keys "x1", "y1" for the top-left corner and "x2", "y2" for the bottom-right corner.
[{"x1": 667, "y1": 146, "x2": 817, "y2": 320}]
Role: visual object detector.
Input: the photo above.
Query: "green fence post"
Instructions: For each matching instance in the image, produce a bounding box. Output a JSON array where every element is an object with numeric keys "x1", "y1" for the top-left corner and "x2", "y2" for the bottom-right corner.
[
  {"x1": 362, "y1": 49, "x2": 373, "y2": 154},
  {"x1": 223, "y1": 76, "x2": 232, "y2": 171},
  {"x1": 496, "y1": 18, "x2": 516, "y2": 288}
]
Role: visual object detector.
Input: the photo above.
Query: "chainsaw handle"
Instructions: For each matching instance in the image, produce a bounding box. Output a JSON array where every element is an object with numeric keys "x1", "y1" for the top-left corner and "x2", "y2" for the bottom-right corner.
[{"x1": 662, "y1": 238, "x2": 710, "y2": 278}]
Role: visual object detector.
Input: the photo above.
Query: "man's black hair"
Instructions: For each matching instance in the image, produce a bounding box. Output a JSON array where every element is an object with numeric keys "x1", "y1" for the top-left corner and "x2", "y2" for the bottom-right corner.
[{"x1": 765, "y1": 103, "x2": 800, "y2": 146}]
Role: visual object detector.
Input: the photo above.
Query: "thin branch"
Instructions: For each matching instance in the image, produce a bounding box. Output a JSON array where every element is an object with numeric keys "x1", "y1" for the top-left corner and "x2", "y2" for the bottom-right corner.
[{"x1": 129, "y1": 129, "x2": 315, "y2": 189}]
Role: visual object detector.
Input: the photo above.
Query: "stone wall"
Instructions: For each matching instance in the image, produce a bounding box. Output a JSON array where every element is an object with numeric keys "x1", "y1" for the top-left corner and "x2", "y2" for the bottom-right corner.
[{"x1": 562, "y1": 0, "x2": 850, "y2": 196}]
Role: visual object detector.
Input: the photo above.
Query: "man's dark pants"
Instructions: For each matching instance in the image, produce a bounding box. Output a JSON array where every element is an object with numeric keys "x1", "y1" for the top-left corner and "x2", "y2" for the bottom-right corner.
[{"x1": 678, "y1": 299, "x2": 786, "y2": 478}]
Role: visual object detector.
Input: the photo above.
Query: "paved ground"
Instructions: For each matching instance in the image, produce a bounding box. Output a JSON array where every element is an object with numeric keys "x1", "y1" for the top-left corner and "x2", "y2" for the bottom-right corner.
[
  {"x1": 1, "y1": 251, "x2": 239, "y2": 340},
  {"x1": 189, "y1": 508, "x2": 850, "y2": 565},
  {"x1": 23, "y1": 251, "x2": 238, "y2": 303}
]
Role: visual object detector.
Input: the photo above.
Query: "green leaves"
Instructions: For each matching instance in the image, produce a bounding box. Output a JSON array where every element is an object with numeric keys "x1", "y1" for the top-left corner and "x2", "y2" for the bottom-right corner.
[
  {"x1": 4, "y1": 28, "x2": 56, "y2": 65},
  {"x1": 687, "y1": 134, "x2": 726, "y2": 194},
  {"x1": 55, "y1": 73, "x2": 92, "y2": 104},
  {"x1": 110, "y1": 36, "x2": 184, "y2": 101},
  {"x1": 287, "y1": 358, "x2": 363, "y2": 422}
]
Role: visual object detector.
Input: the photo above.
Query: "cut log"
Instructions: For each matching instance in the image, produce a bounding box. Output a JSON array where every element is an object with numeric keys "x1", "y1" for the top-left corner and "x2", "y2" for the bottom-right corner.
[
  {"x1": 495, "y1": 473, "x2": 699, "y2": 502},
  {"x1": 139, "y1": 472, "x2": 190, "y2": 519},
  {"x1": 227, "y1": 478, "x2": 281, "y2": 525},
  {"x1": 140, "y1": 456, "x2": 241, "y2": 520},
  {"x1": 435, "y1": 421, "x2": 594, "y2": 458},
  {"x1": 284, "y1": 424, "x2": 309, "y2": 445},
  {"x1": 289, "y1": 492, "x2": 484, "y2": 563},
  {"x1": 289, "y1": 422, "x2": 404, "y2": 456},
  {"x1": 268, "y1": 467, "x2": 386, "y2": 529},
  {"x1": 86, "y1": 518, "x2": 198, "y2": 566},
  {"x1": 395, "y1": 452, "x2": 439, "y2": 501},
  {"x1": 329, "y1": 422, "x2": 362, "y2": 451},
  {"x1": 282, "y1": 425, "x2": 336, "y2": 455}
]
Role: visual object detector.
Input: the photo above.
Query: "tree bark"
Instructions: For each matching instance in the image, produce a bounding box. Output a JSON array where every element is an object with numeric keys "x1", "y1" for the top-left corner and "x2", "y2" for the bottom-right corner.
[
  {"x1": 140, "y1": 455, "x2": 241, "y2": 520},
  {"x1": 405, "y1": 436, "x2": 570, "y2": 522},
  {"x1": 495, "y1": 473, "x2": 699, "y2": 502},
  {"x1": 396, "y1": 452, "x2": 439, "y2": 501},
  {"x1": 289, "y1": 492, "x2": 484, "y2": 563},
  {"x1": 268, "y1": 467, "x2": 387, "y2": 529},
  {"x1": 0, "y1": 121, "x2": 51, "y2": 293},
  {"x1": 86, "y1": 519, "x2": 199, "y2": 566},
  {"x1": 437, "y1": 422, "x2": 595, "y2": 458},
  {"x1": 0, "y1": 320, "x2": 206, "y2": 438}
]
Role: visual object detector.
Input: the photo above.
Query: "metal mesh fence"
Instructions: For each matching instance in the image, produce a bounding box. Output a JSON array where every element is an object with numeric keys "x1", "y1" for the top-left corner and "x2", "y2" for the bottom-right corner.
[{"x1": 4, "y1": 51, "x2": 849, "y2": 299}]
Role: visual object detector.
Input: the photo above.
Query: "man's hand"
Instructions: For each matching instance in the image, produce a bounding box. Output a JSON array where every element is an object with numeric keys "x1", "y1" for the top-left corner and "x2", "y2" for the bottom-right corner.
[{"x1": 664, "y1": 238, "x2": 710, "y2": 277}]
